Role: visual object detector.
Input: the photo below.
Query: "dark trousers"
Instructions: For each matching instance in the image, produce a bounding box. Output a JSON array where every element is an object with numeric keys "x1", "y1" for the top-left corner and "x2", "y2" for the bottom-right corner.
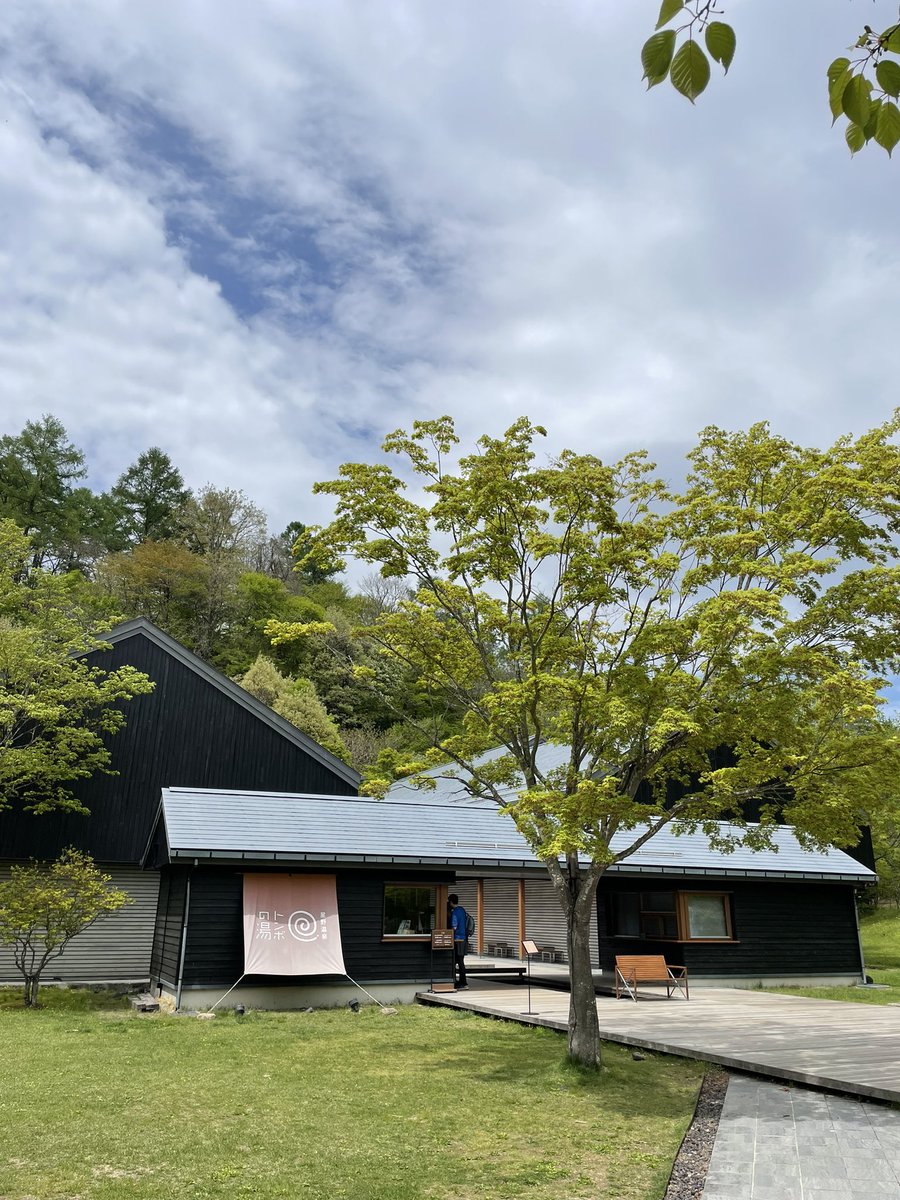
[{"x1": 453, "y1": 940, "x2": 467, "y2": 986}]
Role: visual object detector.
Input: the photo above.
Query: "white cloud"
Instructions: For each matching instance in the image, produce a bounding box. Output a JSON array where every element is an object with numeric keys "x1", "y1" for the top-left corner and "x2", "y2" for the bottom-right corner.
[{"x1": 0, "y1": 0, "x2": 898, "y2": 535}]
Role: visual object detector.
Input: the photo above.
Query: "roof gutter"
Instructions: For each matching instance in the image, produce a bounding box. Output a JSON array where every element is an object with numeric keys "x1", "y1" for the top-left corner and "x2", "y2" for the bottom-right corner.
[{"x1": 164, "y1": 846, "x2": 873, "y2": 884}]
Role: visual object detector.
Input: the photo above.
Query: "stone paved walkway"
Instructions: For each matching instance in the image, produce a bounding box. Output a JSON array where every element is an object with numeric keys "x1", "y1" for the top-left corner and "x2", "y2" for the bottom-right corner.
[{"x1": 702, "y1": 1076, "x2": 900, "y2": 1199}]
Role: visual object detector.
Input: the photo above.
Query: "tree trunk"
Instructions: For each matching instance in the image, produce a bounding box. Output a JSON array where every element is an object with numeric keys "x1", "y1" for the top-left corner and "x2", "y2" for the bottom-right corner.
[
  {"x1": 23, "y1": 974, "x2": 38, "y2": 1007},
  {"x1": 554, "y1": 862, "x2": 604, "y2": 1068}
]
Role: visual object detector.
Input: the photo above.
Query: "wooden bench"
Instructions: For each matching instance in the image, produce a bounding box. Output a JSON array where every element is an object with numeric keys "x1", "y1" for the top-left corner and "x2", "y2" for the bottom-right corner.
[{"x1": 614, "y1": 955, "x2": 689, "y2": 1001}]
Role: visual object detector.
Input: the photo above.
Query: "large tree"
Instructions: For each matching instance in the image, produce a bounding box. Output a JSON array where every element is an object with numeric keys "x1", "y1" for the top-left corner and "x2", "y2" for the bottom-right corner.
[
  {"x1": 111, "y1": 447, "x2": 190, "y2": 546},
  {"x1": 642, "y1": 2, "x2": 900, "y2": 156},
  {"x1": 179, "y1": 485, "x2": 267, "y2": 561},
  {"x1": 96, "y1": 539, "x2": 211, "y2": 652},
  {"x1": 270, "y1": 415, "x2": 900, "y2": 1067},
  {"x1": 0, "y1": 520, "x2": 154, "y2": 815},
  {"x1": 0, "y1": 415, "x2": 112, "y2": 574}
]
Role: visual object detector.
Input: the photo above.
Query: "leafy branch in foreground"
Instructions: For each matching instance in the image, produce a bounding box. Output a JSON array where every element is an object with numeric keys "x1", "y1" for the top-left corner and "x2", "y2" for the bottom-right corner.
[{"x1": 642, "y1": 0, "x2": 900, "y2": 156}]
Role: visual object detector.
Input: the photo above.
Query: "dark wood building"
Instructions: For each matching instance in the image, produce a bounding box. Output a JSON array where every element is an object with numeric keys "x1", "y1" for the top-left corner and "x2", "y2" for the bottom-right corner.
[
  {"x1": 151, "y1": 865, "x2": 455, "y2": 1007},
  {"x1": 147, "y1": 786, "x2": 872, "y2": 1009},
  {"x1": 0, "y1": 618, "x2": 359, "y2": 986},
  {"x1": 0, "y1": 629, "x2": 874, "y2": 1003}
]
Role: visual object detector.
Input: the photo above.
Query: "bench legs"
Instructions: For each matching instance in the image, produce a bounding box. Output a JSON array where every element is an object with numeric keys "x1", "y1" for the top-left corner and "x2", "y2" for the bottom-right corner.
[{"x1": 615, "y1": 967, "x2": 638, "y2": 1002}]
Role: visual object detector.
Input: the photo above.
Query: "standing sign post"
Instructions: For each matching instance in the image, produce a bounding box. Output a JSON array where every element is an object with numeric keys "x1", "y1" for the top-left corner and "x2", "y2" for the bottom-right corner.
[
  {"x1": 522, "y1": 939, "x2": 539, "y2": 1015},
  {"x1": 430, "y1": 929, "x2": 456, "y2": 993}
]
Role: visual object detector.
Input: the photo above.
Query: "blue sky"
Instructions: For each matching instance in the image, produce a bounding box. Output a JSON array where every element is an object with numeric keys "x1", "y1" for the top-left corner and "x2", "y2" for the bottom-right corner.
[{"x1": 0, "y1": 1, "x2": 897, "y2": 704}]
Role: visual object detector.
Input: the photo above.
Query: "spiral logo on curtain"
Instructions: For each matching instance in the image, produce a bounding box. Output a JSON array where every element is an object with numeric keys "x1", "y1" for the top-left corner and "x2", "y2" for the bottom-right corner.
[{"x1": 288, "y1": 909, "x2": 319, "y2": 941}]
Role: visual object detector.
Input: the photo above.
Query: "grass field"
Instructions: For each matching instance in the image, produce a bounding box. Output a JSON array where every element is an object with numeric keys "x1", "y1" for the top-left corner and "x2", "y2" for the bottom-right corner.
[
  {"x1": 0, "y1": 991, "x2": 702, "y2": 1200},
  {"x1": 766, "y1": 907, "x2": 900, "y2": 1005}
]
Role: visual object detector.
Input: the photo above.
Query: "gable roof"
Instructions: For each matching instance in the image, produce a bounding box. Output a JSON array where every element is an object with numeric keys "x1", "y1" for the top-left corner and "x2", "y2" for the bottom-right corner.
[
  {"x1": 99, "y1": 618, "x2": 360, "y2": 790},
  {"x1": 156, "y1": 786, "x2": 875, "y2": 883}
]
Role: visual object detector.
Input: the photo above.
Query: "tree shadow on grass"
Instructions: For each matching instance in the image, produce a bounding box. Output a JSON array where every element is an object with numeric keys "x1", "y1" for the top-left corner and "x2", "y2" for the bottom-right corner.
[{"x1": 383, "y1": 1015, "x2": 701, "y2": 1120}]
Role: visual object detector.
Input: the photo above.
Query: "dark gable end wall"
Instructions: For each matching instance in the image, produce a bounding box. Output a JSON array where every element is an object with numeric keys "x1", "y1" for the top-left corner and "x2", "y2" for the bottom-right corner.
[
  {"x1": 0, "y1": 631, "x2": 356, "y2": 865},
  {"x1": 158, "y1": 866, "x2": 455, "y2": 990},
  {"x1": 597, "y1": 878, "x2": 863, "y2": 978}
]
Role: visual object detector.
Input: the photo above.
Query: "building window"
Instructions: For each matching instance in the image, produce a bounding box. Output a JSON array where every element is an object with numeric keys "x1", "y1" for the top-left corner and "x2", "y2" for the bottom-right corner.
[
  {"x1": 612, "y1": 892, "x2": 679, "y2": 940},
  {"x1": 679, "y1": 892, "x2": 733, "y2": 940},
  {"x1": 383, "y1": 885, "x2": 437, "y2": 937},
  {"x1": 611, "y1": 890, "x2": 734, "y2": 942}
]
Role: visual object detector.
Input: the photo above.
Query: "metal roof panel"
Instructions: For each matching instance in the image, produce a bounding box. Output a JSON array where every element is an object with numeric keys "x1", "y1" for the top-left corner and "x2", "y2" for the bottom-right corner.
[{"x1": 159, "y1": 787, "x2": 874, "y2": 882}]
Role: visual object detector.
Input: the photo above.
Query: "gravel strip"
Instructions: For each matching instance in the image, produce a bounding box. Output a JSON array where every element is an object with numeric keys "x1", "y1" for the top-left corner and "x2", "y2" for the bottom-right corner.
[{"x1": 664, "y1": 1068, "x2": 730, "y2": 1200}]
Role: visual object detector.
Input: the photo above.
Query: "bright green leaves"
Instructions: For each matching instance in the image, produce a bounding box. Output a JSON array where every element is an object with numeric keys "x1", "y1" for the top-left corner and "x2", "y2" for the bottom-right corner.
[
  {"x1": 828, "y1": 57, "x2": 852, "y2": 120},
  {"x1": 705, "y1": 22, "x2": 736, "y2": 73},
  {"x1": 639, "y1": 5, "x2": 900, "y2": 160},
  {"x1": 877, "y1": 100, "x2": 900, "y2": 154},
  {"x1": 876, "y1": 58, "x2": 900, "y2": 97},
  {"x1": 834, "y1": 58, "x2": 900, "y2": 156},
  {"x1": 0, "y1": 849, "x2": 130, "y2": 1005},
  {"x1": 315, "y1": 413, "x2": 900, "y2": 1064},
  {"x1": 827, "y1": 21, "x2": 900, "y2": 156},
  {"x1": 842, "y1": 74, "x2": 872, "y2": 127},
  {"x1": 641, "y1": 4, "x2": 734, "y2": 101},
  {"x1": 656, "y1": 0, "x2": 683, "y2": 30},
  {"x1": 846, "y1": 122, "x2": 867, "y2": 155},
  {"x1": 671, "y1": 41, "x2": 711, "y2": 103},
  {"x1": 0, "y1": 519, "x2": 154, "y2": 816},
  {"x1": 641, "y1": 30, "x2": 676, "y2": 88}
]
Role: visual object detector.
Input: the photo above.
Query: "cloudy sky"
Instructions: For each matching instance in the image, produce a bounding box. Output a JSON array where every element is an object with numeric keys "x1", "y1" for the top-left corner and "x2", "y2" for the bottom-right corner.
[{"x1": 1, "y1": 0, "x2": 897, "y2": 530}]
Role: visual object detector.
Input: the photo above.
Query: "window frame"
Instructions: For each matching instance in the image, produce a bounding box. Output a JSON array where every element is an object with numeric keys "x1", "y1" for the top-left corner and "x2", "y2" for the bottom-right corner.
[
  {"x1": 676, "y1": 891, "x2": 735, "y2": 942},
  {"x1": 381, "y1": 882, "x2": 447, "y2": 942},
  {"x1": 610, "y1": 889, "x2": 737, "y2": 944}
]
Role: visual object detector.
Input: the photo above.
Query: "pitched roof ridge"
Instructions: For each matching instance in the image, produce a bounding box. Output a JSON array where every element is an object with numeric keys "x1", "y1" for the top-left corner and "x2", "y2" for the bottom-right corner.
[{"x1": 100, "y1": 618, "x2": 360, "y2": 788}]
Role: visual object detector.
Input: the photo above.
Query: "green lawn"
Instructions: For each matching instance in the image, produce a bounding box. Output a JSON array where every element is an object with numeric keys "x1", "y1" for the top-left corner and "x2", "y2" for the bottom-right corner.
[
  {"x1": 859, "y1": 906, "x2": 900, "y2": 969},
  {"x1": 0, "y1": 991, "x2": 702, "y2": 1200},
  {"x1": 766, "y1": 908, "x2": 900, "y2": 1005}
]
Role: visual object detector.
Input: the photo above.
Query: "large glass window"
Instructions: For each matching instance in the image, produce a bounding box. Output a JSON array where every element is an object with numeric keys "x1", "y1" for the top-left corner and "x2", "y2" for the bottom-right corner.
[
  {"x1": 383, "y1": 885, "x2": 437, "y2": 937},
  {"x1": 610, "y1": 890, "x2": 734, "y2": 942},
  {"x1": 683, "y1": 893, "x2": 731, "y2": 940}
]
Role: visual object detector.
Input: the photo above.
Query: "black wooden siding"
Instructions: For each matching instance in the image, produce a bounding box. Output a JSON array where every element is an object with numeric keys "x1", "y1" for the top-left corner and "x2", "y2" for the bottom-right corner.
[
  {"x1": 597, "y1": 877, "x2": 862, "y2": 977},
  {"x1": 0, "y1": 630, "x2": 356, "y2": 865},
  {"x1": 150, "y1": 870, "x2": 188, "y2": 988},
  {"x1": 157, "y1": 866, "x2": 454, "y2": 989}
]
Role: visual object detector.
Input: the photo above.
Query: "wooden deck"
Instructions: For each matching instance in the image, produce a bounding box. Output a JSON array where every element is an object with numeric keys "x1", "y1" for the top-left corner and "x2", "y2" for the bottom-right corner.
[{"x1": 417, "y1": 980, "x2": 900, "y2": 1103}]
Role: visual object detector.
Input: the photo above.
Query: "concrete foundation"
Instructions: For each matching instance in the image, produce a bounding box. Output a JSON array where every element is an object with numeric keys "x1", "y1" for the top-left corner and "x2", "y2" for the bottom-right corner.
[{"x1": 161, "y1": 980, "x2": 427, "y2": 1011}]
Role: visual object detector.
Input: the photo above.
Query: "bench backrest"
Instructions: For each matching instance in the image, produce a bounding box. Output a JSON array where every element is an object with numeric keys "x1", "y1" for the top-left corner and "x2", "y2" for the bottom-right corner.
[{"x1": 615, "y1": 954, "x2": 670, "y2": 980}]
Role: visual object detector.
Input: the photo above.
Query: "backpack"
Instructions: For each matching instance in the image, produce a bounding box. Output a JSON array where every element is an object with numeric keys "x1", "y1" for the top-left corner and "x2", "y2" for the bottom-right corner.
[{"x1": 464, "y1": 909, "x2": 476, "y2": 939}]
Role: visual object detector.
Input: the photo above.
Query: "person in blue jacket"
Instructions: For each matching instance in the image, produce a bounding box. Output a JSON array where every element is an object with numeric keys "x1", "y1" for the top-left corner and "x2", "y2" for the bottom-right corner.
[{"x1": 448, "y1": 893, "x2": 468, "y2": 989}]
